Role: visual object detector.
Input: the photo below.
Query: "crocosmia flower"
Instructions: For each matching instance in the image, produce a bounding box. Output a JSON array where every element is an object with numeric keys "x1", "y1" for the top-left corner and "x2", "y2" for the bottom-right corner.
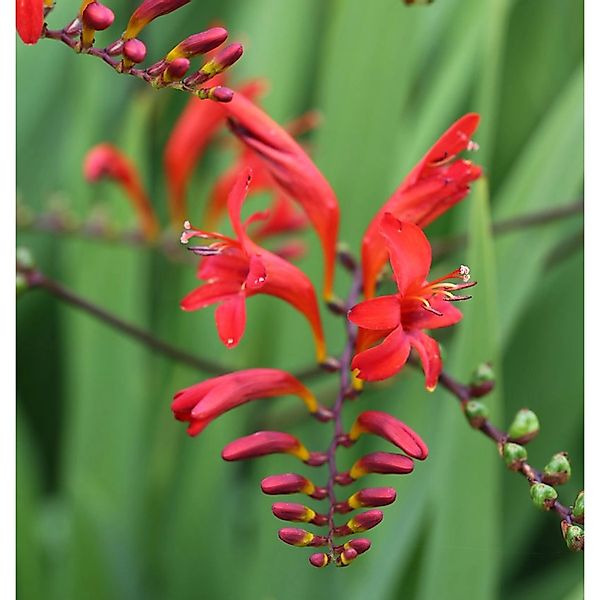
[
  {"x1": 16, "y1": 0, "x2": 44, "y2": 45},
  {"x1": 362, "y1": 113, "x2": 481, "y2": 298},
  {"x1": 220, "y1": 92, "x2": 339, "y2": 300},
  {"x1": 180, "y1": 168, "x2": 326, "y2": 362},
  {"x1": 349, "y1": 213, "x2": 474, "y2": 389}
]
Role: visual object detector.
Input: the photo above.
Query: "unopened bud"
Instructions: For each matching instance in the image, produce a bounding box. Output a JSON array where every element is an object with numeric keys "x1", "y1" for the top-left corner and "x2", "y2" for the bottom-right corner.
[
  {"x1": 309, "y1": 553, "x2": 330, "y2": 568},
  {"x1": 278, "y1": 528, "x2": 327, "y2": 547},
  {"x1": 272, "y1": 502, "x2": 327, "y2": 526},
  {"x1": 561, "y1": 521, "x2": 584, "y2": 552},
  {"x1": 203, "y1": 43, "x2": 243, "y2": 76},
  {"x1": 530, "y1": 482, "x2": 557, "y2": 511},
  {"x1": 334, "y1": 510, "x2": 383, "y2": 536},
  {"x1": 82, "y1": 2, "x2": 114, "y2": 31},
  {"x1": 470, "y1": 363, "x2": 495, "y2": 397},
  {"x1": 163, "y1": 57, "x2": 190, "y2": 82},
  {"x1": 349, "y1": 411, "x2": 428, "y2": 459},
  {"x1": 123, "y1": 0, "x2": 191, "y2": 39},
  {"x1": 123, "y1": 38, "x2": 147, "y2": 64},
  {"x1": 464, "y1": 400, "x2": 489, "y2": 428},
  {"x1": 222, "y1": 431, "x2": 311, "y2": 462},
  {"x1": 572, "y1": 490, "x2": 584, "y2": 524},
  {"x1": 542, "y1": 452, "x2": 571, "y2": 486},
  {"x1": 347, "y1": 488, "x2": 397, "y2": 510},
  {"x1": 345, "y1": 538, "x2": 371, "y2": 555},
  {"x1": 508, "y1": 409, "x2": 540, "y2": 444},
  {"x1": 196, "y1": 86, "x2": 234, "y2": 103},
  {"x1": 261, "y1": 473, "x2": 326, "y2": 499},
  {"x1": 339, "y1": 547, "x2": 358, "y2": 566},
  {"x1": 166, "y1": 27, "x2": 228, "y2": 60},
  {"x1": 502, "y1": 443, "x2": 527, "y2": 471},
  {"x1": 348, "y1": 452, "x2": 414, "y2": 480}
]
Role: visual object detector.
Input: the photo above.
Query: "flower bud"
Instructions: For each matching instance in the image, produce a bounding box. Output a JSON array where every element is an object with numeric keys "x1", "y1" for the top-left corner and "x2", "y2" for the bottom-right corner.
[
  {"x1": 309, "y1": 553, "x2": 330, "y2": 568},
  {"x1": 561, "y1": 521, "x2": 584, "y2": 552},
  {"x1": 201, "y1": 43, "x2": 243, "y2": 77},
  {"x1": 272, "y1": 503, "x2": 327, "y2": 526},
  {"x1": 347, "y1": 452, "x2": 414, "y2": 480},
  {"x1": 339, "y1": 547, "x2": 358, "y2": 566},
  {"x1": 123, "y1": 0, "x2": 190, "y2": 39},
  {"x1": 166, "y1": 27, "x2": 229, "y2": 61},
  {"x1": 345, "y1": 538, "x2": 371, "y2": 555},
  {"x1": 508, "y1": 409, "x2": 540, "y2": 444},
  {"x1": 334, "y1": 510, "x2": 383, "y2": 536},
  {"x1": 123, "y1": 38, "x2": 147, "y2": 64},
  {"x1": 347, "y1": 488, "x2": 396, "y2": 510},
  {"x1": 470, "y1": 363, "x2": 495, "y2": 397},
  {"x1": 163, "y1": 58, "x2": 190, "y2": 82},
  {"x1": 82, "y1": 2, "x2": 115, "y2": 31},
  {"x1": 278, "y1": 528, "x2": 327, "y2": 547},
  {"x1": 349, "y1": 411, "x2": 429, "y2": 459},
  {"x1": 542, "y1": 452, "x2": 571, "y2": 486},
  {"x1": 222, "y1": 431, "x2": 311, "y2": 462},
  {"x1": 261, "y1": 473, "x2": 326, "y2": 499},
  {"x1": 572, "y1": 490, "x2": 584, "y2": 524},
  {"x1": 502, "y1": 443, "x2": 527, "y2": 471},
  {"x1": 464, "y1": 400, "x2": 489, "y2": 428},
  {"x1": 196, "y1": 85, "x2": 234, "y2": 103},
  {"x1": 530, "y1": 482, "x2": 557, "y2": 511}
]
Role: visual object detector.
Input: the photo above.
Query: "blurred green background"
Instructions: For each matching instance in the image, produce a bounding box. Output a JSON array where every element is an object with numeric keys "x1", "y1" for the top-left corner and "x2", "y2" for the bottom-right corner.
[{"x1": 16, "y1": 0, "x2": 583, "y2": 598}]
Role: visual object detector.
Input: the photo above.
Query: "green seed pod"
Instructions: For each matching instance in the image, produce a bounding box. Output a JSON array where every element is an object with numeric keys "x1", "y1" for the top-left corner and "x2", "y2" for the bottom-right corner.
[
  {"x1": 16, "y1": 246, "x2": 35, "y2": 271},
  {"x1": 572, "y1": 490, "x2": 584, "y2": 524},
  {"x1": 508, "y1": 409, "x2": 540, "y2": 444},
  {"x1": 464, "y1": 400, "x2": 488, "y2": 428},
  {"x1": 502, "y1": 443, "x2": 527, "y2": 471},
  {"x1": 530, "y1": 483, "x2": 557, "y2": 511},
  {"x1": 561, "y1": 522, "x2": 584, "y2": 552},
  {"x1": 542, "y1": 452, "x2": 571, "y2": 486},
  {"x1": 471, "y1": 363, "x2": 494, "y2": 386}
]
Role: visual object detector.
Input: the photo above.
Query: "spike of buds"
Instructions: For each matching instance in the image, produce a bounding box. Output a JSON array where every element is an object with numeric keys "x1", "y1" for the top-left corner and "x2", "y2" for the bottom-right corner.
[
  {"x1": 123, "y1": 0, "x2": 191, "y2": 39},
  {"x1": 542, "y1": 452, "x2": 571, "y2": 486},
  {"x1": 502, "y1": 442, "x2": 527, "y2": 471},
  {"x1": 508, "y1": 409, "x2": 540, "y2": 444},
  {"x1": 221, "y1": 431, "x2": 327, "y2": 465},
  {"x1": 529, "y1": 482, "x2": 558, "y2": 511},
  {"x1": 271, "y1": 503, "x2": 327, "y2": 526},
  {"x1": 309, "y1": 553, "x2": 330, "y2": 568},
  {"x1": 166, "y1": 27, "x2": 229, "y2": 61},
  {"x1": 348, "y1": 411, "x2": 429, "y2": 459},
  {"x1": 463, "y1": 400, "x2": 489, "y2": 428},
  {"x1": 343, "y1": 452, "x2": 414, "y2": 482},
  {"x1": 333, "y1": 510, "x2": 384, "y2": 536},
  {"x1": 561, "y1": 521, "x2": 584, "y2": 552},
  {"x1": 278, "y1": 528, "x2": 327, "y2": 547},
  {"x1": 122, "y1": 38, "x2": 147, "y2": 65},
  {"x1": 261, "y1": 473, "x2": 327, "y2": 499},
  {"x1": 572, "y1": 490, "x2": 584, "y2": 524}
]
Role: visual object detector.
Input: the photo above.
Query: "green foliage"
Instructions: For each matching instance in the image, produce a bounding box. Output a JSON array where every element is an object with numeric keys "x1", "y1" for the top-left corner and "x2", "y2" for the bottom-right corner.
[{"x1": 16, "y1": 0, "x2": 582, "y2": 598}]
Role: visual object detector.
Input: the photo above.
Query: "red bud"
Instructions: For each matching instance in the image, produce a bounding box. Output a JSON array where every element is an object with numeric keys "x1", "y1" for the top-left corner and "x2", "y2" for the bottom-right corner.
[
  {"x1": 123, "y1": 38, "x2": 147, "y2": 64},
  {"x1": 278, "y1": 528, "x2": 327, "y2": 547},
  {"x1": 82, "y1": 2, "x2": 115, "y2": 31},
  {"x1": 221, "y1": 431, "x2": 310, "y2": 462},
  {"x1": 349, "y1": 452, "x2": 415, "y2": 479}
]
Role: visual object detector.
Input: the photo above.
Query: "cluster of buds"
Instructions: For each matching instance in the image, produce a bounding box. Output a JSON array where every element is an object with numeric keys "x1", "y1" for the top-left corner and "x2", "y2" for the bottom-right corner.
[{"x1": 17, "y1": 0, "x2": 243, "y2": 102}]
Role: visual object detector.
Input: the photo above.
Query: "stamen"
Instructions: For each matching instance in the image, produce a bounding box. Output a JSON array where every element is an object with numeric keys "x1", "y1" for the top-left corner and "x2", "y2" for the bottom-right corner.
[
  {"x1": 467, "y1": 140, "x2": 479, "y2": 152},
  {"x1": 459, "y1": 264, "x2": 471, "y2": 282},
  {"x1": 187, "y1": 245, "x2": 222, "y2": 256}
]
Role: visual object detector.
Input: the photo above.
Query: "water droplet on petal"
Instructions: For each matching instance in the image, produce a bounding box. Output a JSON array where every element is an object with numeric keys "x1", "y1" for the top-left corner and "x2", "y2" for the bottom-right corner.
[{"x1": 226, "y1": 338, "x2": 234, "y2": 345}]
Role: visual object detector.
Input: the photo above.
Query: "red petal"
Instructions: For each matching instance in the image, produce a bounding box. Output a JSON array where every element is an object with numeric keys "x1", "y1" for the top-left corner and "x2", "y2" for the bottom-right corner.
[
  {"x1": 221, "y1": 93, "x2": 339, "y2": 299},
  {"x1": 379, "y1": 214, "x2": 431, "y2": 295},
  {"x1": 197, "y1": 251, "x2": 248, "y2": 282},
  {"x1": 348, "y1": 295, "x2": 401, "y2": 330},
  {"x1": 244, "y1": 254, "x2": 267, "y2": 290},
  {"x1": 215, "y1": 293, "x2": 246, "y2": 348},
  {"x1": 351, "y1": 326, "x2": 411, "y2": 382},
  {"x1": 16, "y1": 0, "x2": 44, "y2": 45},
  {"x1": 407, "y1": 330, "x2": 442, "y2": 391},
  {"x1": 180, "y1": 280, "x2": 240, "y2": 311}
]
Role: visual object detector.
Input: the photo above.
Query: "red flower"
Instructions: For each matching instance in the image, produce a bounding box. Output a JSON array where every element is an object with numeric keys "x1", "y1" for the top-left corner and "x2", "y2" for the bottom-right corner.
[
  {"x1": 361, "y1": 113, "x2": 481, "y2": 298},
  {"x1": 219, "y1": 92, "x2": 339, "y2": 300},
  {"x1": 164, "y1": 78, "x2": 265, "y2": 225},
  {"x1": 172, "y1": 368, "x2": 328, "y2": 436},
  {"x1": 349, "y1": 213, "x2": 473, "y2": 389},
  {"x1": 180, "y1": 168, "x2": 327, "y2": 362},
  {"x1": 16, "y1": 0, "x2": 44, "y2": 45},
  {"x1": 83, "y1": 144, "x2": 159, "y2": 240}
]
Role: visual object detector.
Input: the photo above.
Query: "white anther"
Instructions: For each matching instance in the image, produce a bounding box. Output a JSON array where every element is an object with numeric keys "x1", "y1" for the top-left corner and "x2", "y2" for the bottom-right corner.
[{"x1": 459, "y1": 264, "x2": 471, "y2": 282}]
